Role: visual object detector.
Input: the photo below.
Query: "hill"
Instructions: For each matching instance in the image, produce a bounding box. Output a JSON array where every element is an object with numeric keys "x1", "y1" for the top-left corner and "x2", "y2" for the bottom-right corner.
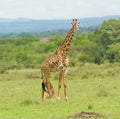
[{"x1": 0, "y1": 15, "x2": 120, "y2": 34}]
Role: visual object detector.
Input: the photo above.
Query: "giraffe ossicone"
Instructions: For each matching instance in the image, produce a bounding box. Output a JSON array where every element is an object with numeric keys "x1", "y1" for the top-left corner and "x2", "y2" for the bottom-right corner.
[{"x1": 41, "y1": 19, "x2": 79, "y2": 101}]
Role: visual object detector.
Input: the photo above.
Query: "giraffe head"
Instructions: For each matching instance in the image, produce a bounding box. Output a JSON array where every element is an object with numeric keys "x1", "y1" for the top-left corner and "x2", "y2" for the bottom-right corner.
[{"x1": 71, "y1": 19, "x2": 80, "y2": 31}]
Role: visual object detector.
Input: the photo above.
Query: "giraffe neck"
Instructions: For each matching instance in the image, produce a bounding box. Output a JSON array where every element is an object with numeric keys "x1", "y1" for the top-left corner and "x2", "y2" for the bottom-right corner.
[{"x1": 55, "y1": 26, "x2": 74, "y2": 56}]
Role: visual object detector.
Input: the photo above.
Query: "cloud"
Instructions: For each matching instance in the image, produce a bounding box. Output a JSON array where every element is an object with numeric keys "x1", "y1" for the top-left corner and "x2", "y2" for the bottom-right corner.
[{"x1": 0, "y1": 0, "x2": 120, "y2": 19}]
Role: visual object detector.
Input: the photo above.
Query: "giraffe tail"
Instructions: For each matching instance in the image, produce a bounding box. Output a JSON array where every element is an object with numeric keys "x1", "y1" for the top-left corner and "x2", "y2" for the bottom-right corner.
[
  {"x1": 41, "y1": 69, "x2": 48, "y2": 93},
  {"x1": 41, "y1": 81, "x2": 48, "y2": 93}
]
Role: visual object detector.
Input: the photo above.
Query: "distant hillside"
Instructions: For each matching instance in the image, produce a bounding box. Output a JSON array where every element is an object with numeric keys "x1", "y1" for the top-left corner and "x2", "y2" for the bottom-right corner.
[{"x1": 0, "y1": 15, "x2": 120, "y2": 34}]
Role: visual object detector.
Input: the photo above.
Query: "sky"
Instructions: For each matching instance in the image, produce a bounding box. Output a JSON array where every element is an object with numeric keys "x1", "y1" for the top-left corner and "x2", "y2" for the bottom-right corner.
[{"x1": 0, "y1": 0, "x2": 120, "y2": 19}]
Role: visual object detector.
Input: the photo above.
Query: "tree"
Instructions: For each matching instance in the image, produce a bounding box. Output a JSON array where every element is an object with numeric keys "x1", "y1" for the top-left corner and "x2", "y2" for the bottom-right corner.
[{"x1": 107, "y1": 43, "x2": 120, "y2": 62}]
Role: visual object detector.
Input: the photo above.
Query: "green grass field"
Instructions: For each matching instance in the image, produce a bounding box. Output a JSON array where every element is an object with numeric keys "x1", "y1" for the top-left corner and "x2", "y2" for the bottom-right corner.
[{"x1": 0, "y1": 63, "x2": 120, "y2": 119}]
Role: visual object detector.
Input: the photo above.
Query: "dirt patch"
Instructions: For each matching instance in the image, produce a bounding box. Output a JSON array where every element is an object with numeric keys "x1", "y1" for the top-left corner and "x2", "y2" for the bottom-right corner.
[{"x1": 67, "y1": 111, "x2": 104, "y2": 119}]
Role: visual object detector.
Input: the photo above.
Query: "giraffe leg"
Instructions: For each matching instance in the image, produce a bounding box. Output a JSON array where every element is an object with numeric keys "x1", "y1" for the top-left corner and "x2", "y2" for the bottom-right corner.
[
  {"x1": 41, "y1": 87, "x2": 45, "y2": 101},
  {"x1": 49, "y1": 82, "x2": 56, "y2": 99},
  {"x1": 41, "y1": 81, "x2": 49, "y2": 101},
  {"x1": 58, "y1": 70, "x2": 63, "y2": 100},
  {"x1": 45, "y1": 81, "x2": 52, "y2": 98},
  {"x1": 63, "y1": 74, "x2": 68, "y2": 101},
  {"x1": 43, "y1": 70, "x2": 53, "y2": 99}
]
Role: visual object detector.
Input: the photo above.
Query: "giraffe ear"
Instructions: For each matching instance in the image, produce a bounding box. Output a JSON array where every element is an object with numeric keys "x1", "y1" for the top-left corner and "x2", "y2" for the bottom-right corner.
[{"x1": 71, "y1": 19, "x2": 74, "y2": 25}]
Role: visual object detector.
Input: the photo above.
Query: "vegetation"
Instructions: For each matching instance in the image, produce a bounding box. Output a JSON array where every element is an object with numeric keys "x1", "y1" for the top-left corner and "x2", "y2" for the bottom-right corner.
[
  {"x1": 0, "y1": 18, "x2": 120, "y2": 119},
  {"x1": 0, "y1": 63, "x2": 120, "y2": 119},
  {"x1": 0, "y1": 19, "x2": 120, "y2": 73}
]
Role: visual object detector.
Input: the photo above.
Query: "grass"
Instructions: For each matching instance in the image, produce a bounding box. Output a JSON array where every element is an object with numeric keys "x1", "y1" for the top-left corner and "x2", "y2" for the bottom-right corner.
[{"x1": 0, "y1": 63, "x2": 120, "y2": 119}]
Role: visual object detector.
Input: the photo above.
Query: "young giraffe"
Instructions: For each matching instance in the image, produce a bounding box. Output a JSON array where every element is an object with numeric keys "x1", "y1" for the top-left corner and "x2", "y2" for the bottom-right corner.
[{"x1": 41, "y1": 19, "x2": 79, "y2": 101}]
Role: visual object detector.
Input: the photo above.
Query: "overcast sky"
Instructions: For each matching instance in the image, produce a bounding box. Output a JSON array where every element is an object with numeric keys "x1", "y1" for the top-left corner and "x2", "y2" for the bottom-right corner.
[{"x1": 0, "y1": 0, "x2": 120, "y2": 19}]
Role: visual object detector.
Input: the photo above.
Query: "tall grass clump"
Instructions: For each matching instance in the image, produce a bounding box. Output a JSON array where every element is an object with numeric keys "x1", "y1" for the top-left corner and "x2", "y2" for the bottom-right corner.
[
  {"x1": 21, "y1": 100, "x2": 33, "y2": 106},
  {"x1": 97, "y1": 85, "x2": 109, "y2": 97}
]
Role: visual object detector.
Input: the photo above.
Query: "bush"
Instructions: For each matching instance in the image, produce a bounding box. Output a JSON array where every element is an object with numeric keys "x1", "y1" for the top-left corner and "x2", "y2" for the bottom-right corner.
[{"x1": 0, "y1": 62, "x2": 8, "y2": 73}]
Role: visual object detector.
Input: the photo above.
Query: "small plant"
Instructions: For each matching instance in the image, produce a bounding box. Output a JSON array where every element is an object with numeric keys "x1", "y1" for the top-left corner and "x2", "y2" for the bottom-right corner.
[
  {"x1": 81, "y1": 74, "x2": 88, "y2": 79},
  {"x1": 97, "y1": 85, "x2": 108, "y2": 97},
  {"x1": 87, "y1": 104, "x2": 93, "y2": 109},
  {"x1": 0, "y1": 63, "x2": 8, "y2": 74},
  {"x1": 26, "y1": 73, "x2": 40, "y2": 79},
  {"x1": 21, "y1": 100, "x2": 33, "y2": 106}
]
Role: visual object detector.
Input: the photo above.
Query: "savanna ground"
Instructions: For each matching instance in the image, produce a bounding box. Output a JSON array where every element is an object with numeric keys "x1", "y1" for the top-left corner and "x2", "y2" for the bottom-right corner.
[{"x1": 0, "y1": 63, "x2": 120, "y2": 119}]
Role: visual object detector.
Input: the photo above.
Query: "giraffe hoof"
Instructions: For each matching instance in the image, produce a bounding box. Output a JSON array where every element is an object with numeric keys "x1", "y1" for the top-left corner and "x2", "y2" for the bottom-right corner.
[
  {"x1": 57, "y1": 97, "x2": 61, "y2": 101},
  {"x1": 65, "y1": 96, "x2": 68, "y2": 101}
]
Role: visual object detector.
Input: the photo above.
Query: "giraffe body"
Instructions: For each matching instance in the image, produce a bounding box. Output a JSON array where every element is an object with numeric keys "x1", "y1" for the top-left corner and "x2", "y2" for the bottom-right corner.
[{"x1": 41, "y1": 19, "x2": 79, "y2": 101}]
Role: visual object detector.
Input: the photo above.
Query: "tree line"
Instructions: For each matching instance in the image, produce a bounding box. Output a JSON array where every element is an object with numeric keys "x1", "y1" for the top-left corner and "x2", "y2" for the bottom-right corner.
[{"x1": 0, "y1": 19, "x2": 120, "y2": 72}]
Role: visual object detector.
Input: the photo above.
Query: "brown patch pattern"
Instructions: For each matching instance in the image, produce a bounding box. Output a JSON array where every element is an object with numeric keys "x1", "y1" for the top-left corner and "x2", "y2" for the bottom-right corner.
[{"x1": 67, "y1": 111, "x2": 104, "y2": 119}]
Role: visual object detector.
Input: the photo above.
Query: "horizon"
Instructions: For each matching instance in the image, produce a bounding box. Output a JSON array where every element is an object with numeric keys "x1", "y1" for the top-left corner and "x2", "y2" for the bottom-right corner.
[
  {"x1": 0, "y1": 15, "x2": 120, "y2": 20},
  {"x1": 0, "y1": 15, "x2": 120, "y2": 35}
]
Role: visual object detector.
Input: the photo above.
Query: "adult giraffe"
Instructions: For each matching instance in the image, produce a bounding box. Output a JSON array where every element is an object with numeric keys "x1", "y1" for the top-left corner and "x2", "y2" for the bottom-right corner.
[{"x1": 41, "y1": 19, "x2": 79, "y2": 101}]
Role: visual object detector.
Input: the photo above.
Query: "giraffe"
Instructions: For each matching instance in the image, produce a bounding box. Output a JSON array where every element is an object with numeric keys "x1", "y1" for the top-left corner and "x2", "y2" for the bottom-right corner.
[{"x1": 41, "y1": 19, "x2": 79, "y2": 101}]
